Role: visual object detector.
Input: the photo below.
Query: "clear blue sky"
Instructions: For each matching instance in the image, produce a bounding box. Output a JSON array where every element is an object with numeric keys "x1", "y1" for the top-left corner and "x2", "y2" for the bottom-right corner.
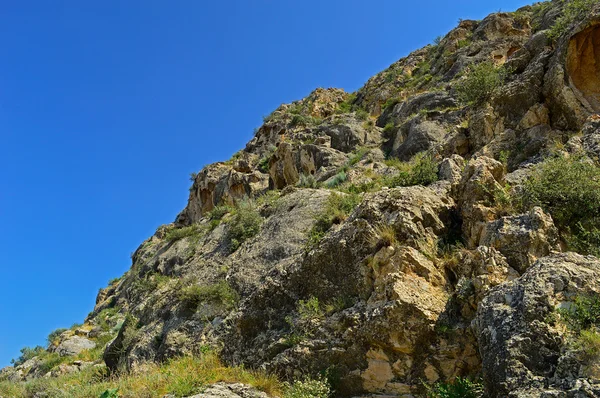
[{"x1": 0, "y1": 0, "x2": 532, "y2": 367}]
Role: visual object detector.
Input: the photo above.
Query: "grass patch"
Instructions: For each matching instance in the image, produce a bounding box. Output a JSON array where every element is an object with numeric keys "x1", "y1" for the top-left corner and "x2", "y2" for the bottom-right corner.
[
  {"x1": 325, "y1": 171, "x2": 347, "y2": 188},
  {"x1": 165, "y1": 224, "x2": 204, "y2": 243},
  {"x1": 306, "y1": 192, "x2": 361, "y2": 249},
  {"x1": 372, "y1": 224, "x2": 399, "y2": 248},
  {"x1": 0, "y1": 352, "x2": 282, "y2": 398},
  {"x1": 557, "y1": 293, "x2": 600, "y2": 367},
  {"x1": 426, "y1": 377, "x2": 483, "y2": 398},
  {"x1": 178, "y1": 281, "x2": 239, "y2": 312},
  {"x1": 225, "y1": 201, "x2": 263, "y2": 252},
  {"x1": 383, "y1": 152, "x2": 438, "y2": 187},
  {"x1": 297, "y1": 174, "x2": 319, "y2": 189},
  {"x1": 337, "y1": 93, "x2": 357, "y2": 113},
  {"x1": 297, "y1": 297, "x2": 326, "y2": 322},
  {"x1": 355, "y1": 109, "x2": 370, "y2": 121}
]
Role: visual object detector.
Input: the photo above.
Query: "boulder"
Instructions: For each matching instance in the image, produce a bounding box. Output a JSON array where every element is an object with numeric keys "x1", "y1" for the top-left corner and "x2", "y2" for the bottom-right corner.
[
  {"x1": 55, "y1": 336, "x2": 96, "y2": 357},
  {"x1": 476, "y1": 253, "x2": 600, "y2": 397},
  {"x1": 184, "y1": 383, "x2": 269, "y2": 398},
  {"x1": 480, "y1": 207, "x2": 558, "y2": 273}
]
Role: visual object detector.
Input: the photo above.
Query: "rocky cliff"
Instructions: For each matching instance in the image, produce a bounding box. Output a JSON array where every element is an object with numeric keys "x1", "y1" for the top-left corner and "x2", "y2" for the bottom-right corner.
[{"x1": 4, "y1": 1, "x2": 600, "y2": 397}]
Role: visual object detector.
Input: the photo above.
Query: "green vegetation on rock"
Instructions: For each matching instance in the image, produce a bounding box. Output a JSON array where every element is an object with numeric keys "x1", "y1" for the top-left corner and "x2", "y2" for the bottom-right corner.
[
  {"x1": 548, "y1": 0, "x2": 598, "y2": 40},
  {"x1": 521, "y1": 155, "x2": 600, "y2": 256},
  {"x1": 306, "y1": 192, "x2": 361, "y2": 249},
  {"x1": 225, "y1": 201, "x2": 263, "y2": 252},
  {"x1": 456, "y1": 61, "x2": 507, "y2": 105},
  {"x1": 426, "y1": 377, "x2": 484, "y2": 398},
  {"x1": 383, "y1": 152, "x2": 439, "y2": 187}
]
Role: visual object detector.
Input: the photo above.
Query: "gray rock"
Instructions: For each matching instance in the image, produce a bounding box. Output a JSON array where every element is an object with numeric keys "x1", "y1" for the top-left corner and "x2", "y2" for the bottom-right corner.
[
  {"x1": 55, "y1": 336, "x2": 96, "y2": 357},
  {"x1": 392, "y1": 119, "x2": 447, "y2": 160},
  {"x1": 480, "y1": 207, "x2": 558, "y2": 273},
  {"x1": 476, "y1": 253, "x2": 600, "y2": 397},
  {"x1": 185, "y1": 383, "x2": 269, "y2": 398}
]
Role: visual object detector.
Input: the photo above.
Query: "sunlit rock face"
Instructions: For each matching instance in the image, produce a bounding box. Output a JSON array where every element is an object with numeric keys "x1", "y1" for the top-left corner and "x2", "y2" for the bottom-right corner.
[{"x1": 567, "y1": 23, "x2": 600, "y2": 112}]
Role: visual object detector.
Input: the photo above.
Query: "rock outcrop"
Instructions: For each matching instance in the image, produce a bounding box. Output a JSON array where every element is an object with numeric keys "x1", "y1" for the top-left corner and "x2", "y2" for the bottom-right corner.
[
  {"x1": 6, "y1": 1, "x2": 600, "y2": 397},
  {"x1": 477, "y1": 253, "x2": 600, "y2": 397}
]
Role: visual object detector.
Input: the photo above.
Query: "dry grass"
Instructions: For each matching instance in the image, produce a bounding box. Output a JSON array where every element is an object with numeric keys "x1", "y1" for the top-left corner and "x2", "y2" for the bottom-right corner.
[
  {"x1": 0, "y1": 353, "x2": 281, "y2": 398},
  {"x1": 372, "y1": 224, "x2": 399, "y2": 248}
]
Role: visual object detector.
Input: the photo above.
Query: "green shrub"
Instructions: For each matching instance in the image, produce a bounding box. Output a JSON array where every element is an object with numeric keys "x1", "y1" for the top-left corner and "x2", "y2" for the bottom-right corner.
[
  {"x1": 283, "y1": 377, "x2": 330, "y2": 398},
  {"x1": 337, "y1": 93, "x2": 357, "y2": 113},
  {"x1": 297, "y1": 297, "x2": 325, "y2": 321},
  {"x1": 426, "y1": 377, "x2": 483, "y2": 398},
  {"x1": 178, "y1": 285, "x2": 204, "y2": 310},
  {"x1": 47, "y1": 328, "x2": 68, "y2": 346},
  {"x1": 414, "y1": 61, "x2": 431, "y2": 77},
  {"x1": 355, "y1": 109, "x2": 370, "y2": 121},
  {"x1": 207, "y1": 205, "x2": 231, "y2": 221},
  {"x1": 549, "y1": 0, "x2": 597, "y2": 40},
  {"x1": 225, "y1": 202, "x2": 263, "y2": 252},
  {"x1": 100, "y1": 389, "x2": 119, "y2": 398},
  {"x1": 306, "y1": 192, "x2": 361, "y2": 249},
  {"x1": 325, "y1": 171, "x2": 347, "y2": 188},
  {"x1": 258, "y1": 145, "x2": 277, "y2": 173},
  {"x1": 382, "y1": 98, "x2": 400, "y2": 111},
  {"x1": 11, "y1": 346, "x2": 45, "y2": 366},
  {"x1": 456, "y1": 61, "x2": 507, "y2": 105},
  {"x1": 297, "y1": 174, "x2": 319, "y2": 189},
  {"x1": 558, "y1": 294, "x2": 600, "y2": 332},
  {"x1": 290, "y1": 114, "x2": 309, "y2": 127},
  {"x1": 345, "y1": 180, "x2": 379, "y2": 194},
  {"x1": 521, "y1": 155, "x2": 600, "y2": 256},
  {"x1": 383, "y1": 122, "x2": 396, "y2": 135},
  {"x1": 576, "y1": 329, "x2": 600, "y2": 362},
  {"x1": 131, "y1": 273, "x2": 172, "y2": 297},
  {"x1": 556, "y1": 293, "x2": 600, "y2": 365},
  {"x1": 384, "y1": 152, "x2": 438, "y2": 187},
  {"x1": 108, "y1": 277, "x2": 121, "y2": 286},
  {"x1": 165, "y1": 224, "x2": 203, "y2": 242},
  {"x1": 347, "y1": 147, "x2": 369, "y2": 167},
  {"x1": 178, "y1": 281, "x2": 239, "y2": 311}
]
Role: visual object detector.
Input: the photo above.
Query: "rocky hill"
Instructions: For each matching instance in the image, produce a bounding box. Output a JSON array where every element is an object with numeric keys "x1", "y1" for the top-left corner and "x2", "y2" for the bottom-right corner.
[{"x1": 3, "y1": 1, "x2": 600, "y2": 397}]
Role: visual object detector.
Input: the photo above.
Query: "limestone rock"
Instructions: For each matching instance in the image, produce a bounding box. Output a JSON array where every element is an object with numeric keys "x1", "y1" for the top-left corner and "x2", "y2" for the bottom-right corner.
[
  {"x1": 476, "y1": 253, "x2": 600, "y2": 397},
  {"x1": 457, "y1": 156, "x2": 506, "y2": 248},
  {"x1": 480, "y1": 206, "x2": 558, "y2": 273},
  {"x1": 55, "y1": 336, "x2": 96, "y2": 357},
  {"x1": 178, "y1": 162, "x2": 269, "y2": 224},
  {"x1": 184, "y1": 383, "x2": 269, "y2": 398}
]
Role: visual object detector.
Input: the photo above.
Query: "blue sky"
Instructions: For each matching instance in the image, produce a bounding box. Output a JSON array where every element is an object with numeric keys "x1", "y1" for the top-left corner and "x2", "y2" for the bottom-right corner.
[{"x1": 0, "y1": 0, "x2": 532, "y2": 367}]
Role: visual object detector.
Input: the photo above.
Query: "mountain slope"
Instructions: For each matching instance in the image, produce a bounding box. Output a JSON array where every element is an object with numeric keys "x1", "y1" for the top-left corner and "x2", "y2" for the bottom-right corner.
[{"x1": 4, "y1": 1, "x2": 600, "y2": 397}]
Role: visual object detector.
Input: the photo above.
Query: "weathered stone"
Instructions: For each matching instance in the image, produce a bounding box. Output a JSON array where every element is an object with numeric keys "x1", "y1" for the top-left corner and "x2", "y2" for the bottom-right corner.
[
  {"x1": 480, "y1": 207, "x2": 558, "y2": 273},
  {"x1": 54, "y1": 336, "x2": 96, "y2": 357},
  {"x1": 476, "y1": 253, "x2": 600, "y2": 398},
  {"x1": 184, "y1": 383, "x2": 269, "y2": 398}
]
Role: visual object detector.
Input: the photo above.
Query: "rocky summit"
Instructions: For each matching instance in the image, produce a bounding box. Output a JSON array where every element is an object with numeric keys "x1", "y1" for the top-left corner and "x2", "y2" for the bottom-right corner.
[{"x1": 4, "y1": 1, "x2": 600, "y2": 397}]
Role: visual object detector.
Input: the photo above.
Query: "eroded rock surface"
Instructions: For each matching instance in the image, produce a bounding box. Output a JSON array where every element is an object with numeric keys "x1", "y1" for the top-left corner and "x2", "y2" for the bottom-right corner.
[
  {"x1": 8, "y1": 2, "x2": 600, "y2": 397},
  {"x1": 477, "y1": 253, "x2": 600, "y2": 398}
]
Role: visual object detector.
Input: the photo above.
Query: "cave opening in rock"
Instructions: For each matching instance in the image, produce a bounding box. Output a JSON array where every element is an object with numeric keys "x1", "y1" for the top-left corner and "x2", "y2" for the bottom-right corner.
[{"x1": 567, "y1": 24, "x2": 600, "y2": 112}]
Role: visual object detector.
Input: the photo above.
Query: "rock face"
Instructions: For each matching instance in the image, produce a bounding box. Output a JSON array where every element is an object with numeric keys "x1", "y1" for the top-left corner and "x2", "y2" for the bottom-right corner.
[
  {"x1": 54, "y1": 336, "x2": 96, "y2": 357},
  {"x1": 476, "y1": 253, "x2": 600, "y2": 397},
  {"x1": 8, "y1": 2, "x2": 600, "y2": 397}
]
